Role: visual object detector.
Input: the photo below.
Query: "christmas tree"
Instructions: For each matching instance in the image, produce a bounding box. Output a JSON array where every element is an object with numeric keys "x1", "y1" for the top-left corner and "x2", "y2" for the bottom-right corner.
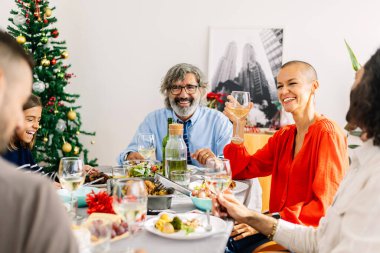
[{"x1": 7, "y1": 0, "x2": 97, "y2": 173}]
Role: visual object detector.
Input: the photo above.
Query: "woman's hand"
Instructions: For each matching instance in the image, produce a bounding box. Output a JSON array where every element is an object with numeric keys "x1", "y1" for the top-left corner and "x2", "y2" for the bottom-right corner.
[
  {"x1": 231, "y1": 223, "x2": 258, "y2": 241},
  {"x1": 213, "y1": 190, "x2": 254, "y2": 223},
  {"x1": 191, "y1": 148, "x2": 216, "y2": 165},
  {"x1": 223, "y1": 95, "x2": 253, "y2": 124}
]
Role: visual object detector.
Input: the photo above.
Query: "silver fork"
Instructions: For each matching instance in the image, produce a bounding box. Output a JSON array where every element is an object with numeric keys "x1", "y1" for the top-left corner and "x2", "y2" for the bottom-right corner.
[{"x1": 205, "y1": 210, "x2": 212, "y2": 232}]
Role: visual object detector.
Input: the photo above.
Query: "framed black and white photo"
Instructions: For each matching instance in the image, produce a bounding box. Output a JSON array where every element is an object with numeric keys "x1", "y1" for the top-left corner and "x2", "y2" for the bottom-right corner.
[{"x1": 208, "y1": 27, "x2": 284, "y2": 128}]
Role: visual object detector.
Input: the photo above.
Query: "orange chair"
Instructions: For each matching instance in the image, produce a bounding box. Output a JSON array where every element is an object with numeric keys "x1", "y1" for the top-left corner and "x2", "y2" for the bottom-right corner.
[
  {"x1": 244, "y1": 133, "x2": 289, "y2": 253},
  {"x1": 243, "y1": 133, "x2": 272, "y2": 212}
]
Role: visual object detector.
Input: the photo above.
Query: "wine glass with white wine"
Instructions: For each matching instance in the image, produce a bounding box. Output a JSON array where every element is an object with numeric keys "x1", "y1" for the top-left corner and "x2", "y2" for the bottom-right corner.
[
  {"x1": 204, "y1": 158, "x2": 232, "y2": 195},
  {"x1": 230, "y1": 91, "x2": 251, "y2": 143},
  {"x1": 58, "y1": 157, "x2": 85, "y2": 217},
  {"x1": 137, "y1": 133, "x2": 156, "y2": 160}
]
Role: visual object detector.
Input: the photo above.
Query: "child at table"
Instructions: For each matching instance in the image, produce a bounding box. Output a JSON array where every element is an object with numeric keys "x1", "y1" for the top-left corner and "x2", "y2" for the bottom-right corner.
[
  {"x1": 1, "y1": 94, "x2": 47, "y2": 175},
  {"x1": 2, "y1": 94, "x2": 96, "y2": 186}
]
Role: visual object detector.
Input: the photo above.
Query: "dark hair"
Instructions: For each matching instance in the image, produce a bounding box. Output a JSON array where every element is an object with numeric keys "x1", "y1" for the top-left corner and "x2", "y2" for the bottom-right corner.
[
  {"x1": 8, "y1": 94, "x2": 42, "y2": 151},
  {"x1": 160, "y1": 63, "x2": 209, "y2": 108},
  {"x1": 0, "y1": 30, "x2": 34, "y2": 69},
  {"x1": 346, "y1": 48, "x2": 380, "y2": 146}
]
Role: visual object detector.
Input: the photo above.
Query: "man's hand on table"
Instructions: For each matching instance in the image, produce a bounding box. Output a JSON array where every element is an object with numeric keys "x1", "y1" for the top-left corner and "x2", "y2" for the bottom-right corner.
[
  {"x1": 191, "y1": 148, "x2": 216, "y2": 165},
  {"x1": 127, "y1": 152, "x2": 145, "y2": 160}
]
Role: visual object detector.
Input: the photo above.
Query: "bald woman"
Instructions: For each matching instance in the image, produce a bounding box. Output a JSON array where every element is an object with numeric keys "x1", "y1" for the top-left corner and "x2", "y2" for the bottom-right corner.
[{"x1": 221, "y1": 61, "x2": 349, "y2": 253}]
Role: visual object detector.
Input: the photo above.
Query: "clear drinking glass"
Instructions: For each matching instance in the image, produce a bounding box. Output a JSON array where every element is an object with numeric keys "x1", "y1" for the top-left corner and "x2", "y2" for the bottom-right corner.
[
  {"x1": 204, "y1": 158, "x2": 232, "y2": 195},
  {"x1": 85, "y1": 218, "x2": 112, "y2": 253},
  {"x1": 170, "y1": 169, "x2": 191, "y2": 187},
  {"x1": 137, "y1": 133, "x2": 156, "y2": 159},
  {"x1": 230, "y1": 91, "x2": 251, "y2": 143},
  {"x1": 58, "y1": 157, "x2": 85, "y2": 218},
  {"x1": 112, "y1": 178, "x2": 148, "y2": 235}
]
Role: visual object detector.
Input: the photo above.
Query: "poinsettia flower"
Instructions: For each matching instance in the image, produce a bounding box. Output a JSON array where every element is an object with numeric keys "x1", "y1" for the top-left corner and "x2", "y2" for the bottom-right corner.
[{"x1": 86, "y1": 190, "x2": 115, "y2": 214}]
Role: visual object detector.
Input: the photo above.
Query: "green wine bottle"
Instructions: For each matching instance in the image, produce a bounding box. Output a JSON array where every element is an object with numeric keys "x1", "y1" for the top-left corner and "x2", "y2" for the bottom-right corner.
[{"x1": 162, "y1": 117, "x2": 173, "y2": 176}]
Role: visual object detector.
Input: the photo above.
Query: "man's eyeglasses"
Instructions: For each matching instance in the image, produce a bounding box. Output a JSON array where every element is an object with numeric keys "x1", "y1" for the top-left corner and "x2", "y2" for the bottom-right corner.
[{"x1": 170, "y1": 84, "x2": 199, "y2": 95}]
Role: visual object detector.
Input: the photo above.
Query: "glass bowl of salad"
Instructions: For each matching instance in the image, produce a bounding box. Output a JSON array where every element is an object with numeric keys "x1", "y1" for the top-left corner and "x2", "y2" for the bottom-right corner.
[{"x1": 122, "y1": 160, "x2": 163, "y2": 178}]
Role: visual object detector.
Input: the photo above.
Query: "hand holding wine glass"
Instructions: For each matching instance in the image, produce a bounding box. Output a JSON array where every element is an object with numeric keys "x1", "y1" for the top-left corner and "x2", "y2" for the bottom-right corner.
[
  {"x1": 224, "y1": 91, "x2": 252, "y2": 143},
  {"x1": 137, "y1": 133, "x2": 156, "y2": 160},
  {"x1": 58, "y1": 157, "x2": 85, "y2": 217}
]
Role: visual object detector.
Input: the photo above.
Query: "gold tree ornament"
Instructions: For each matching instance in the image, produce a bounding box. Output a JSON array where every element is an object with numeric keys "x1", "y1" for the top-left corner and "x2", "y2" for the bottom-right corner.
[
  {"x1": 43, "y1": 137, "x2": 48, "y2": 143},
  {"x1": 62, "y1": 142, "x2": 72, "y2": 153},
  {"x1": 61, "y1": 51, "x2": 69, "y2": 59},
  {"x1": 16, "y1": 35, "x2": 26, "y2": 44},
  {"x1": 41, "y1": 58, "x2": 50, "y2": 67},
  {"x1": 73, "y1": 146, "x2": 80, "y2": 155},
  {"x1": 44, "y1": 7, "x2": 52, "y2": 17},
  {"x1": 91, "y1": 140, "x2": 96, "y2": 144},
  {"x1": 67, "y1": 110, "x2": 77, "y2": 120}
]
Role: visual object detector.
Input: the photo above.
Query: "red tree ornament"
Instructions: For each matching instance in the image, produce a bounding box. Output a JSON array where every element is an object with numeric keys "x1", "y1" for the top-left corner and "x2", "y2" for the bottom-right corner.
[{"x1": 51, "y1": 29, "x2": 59, "y2": 38}]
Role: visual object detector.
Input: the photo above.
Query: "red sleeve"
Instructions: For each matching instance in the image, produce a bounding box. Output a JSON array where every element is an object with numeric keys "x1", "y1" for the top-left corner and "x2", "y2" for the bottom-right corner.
[
  {"x1": 279, "y1": 130, "x2": 348, "y2": 226},
  {"x1": 223, "y1": 135, "x2": 277, "y2": 180}
]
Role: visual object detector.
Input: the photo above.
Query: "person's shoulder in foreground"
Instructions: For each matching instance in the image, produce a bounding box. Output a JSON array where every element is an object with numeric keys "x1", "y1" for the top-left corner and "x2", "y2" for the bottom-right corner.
[{"x1": 0, "y1": 157, "x2": 78, "y2": 253}]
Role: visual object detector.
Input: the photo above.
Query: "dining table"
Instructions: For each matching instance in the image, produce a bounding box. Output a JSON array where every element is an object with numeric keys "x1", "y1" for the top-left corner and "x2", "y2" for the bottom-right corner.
[{"x1": 77, "y1": 178, "x2": 250, "y2": 253}]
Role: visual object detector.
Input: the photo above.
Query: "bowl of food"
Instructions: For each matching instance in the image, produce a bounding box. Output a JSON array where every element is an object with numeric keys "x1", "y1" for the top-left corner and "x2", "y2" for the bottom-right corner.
[
  {"x1": 190, "y1": 196, "x2": 212, "y2": 212},
  {"x1": 123, "y1": 160, "x2": 162, "y2": 178},
  {"x1": 189, "y1": 181, "x2": 213, "y2": 211},
  {"x1": 144, "y1": 179, "x2": 175, "y2": 210}
]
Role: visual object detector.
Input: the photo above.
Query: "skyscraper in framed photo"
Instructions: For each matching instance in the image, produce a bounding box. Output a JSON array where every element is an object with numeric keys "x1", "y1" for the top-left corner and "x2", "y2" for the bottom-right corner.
[{"x1": 209, "y1": 27, "x2": 284, "y2": 128}]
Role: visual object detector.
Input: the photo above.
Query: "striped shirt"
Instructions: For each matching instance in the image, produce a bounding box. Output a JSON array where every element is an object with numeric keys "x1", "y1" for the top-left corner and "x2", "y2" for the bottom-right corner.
[{"x1": 1, "y1": 144, "x2": 55, "y2": 179}]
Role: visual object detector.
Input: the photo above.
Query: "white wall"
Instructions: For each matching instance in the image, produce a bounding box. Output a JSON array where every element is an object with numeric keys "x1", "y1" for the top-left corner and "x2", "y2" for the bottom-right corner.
[{"x1": 1, "y1": 0, "x2": 380, "y2": 165}]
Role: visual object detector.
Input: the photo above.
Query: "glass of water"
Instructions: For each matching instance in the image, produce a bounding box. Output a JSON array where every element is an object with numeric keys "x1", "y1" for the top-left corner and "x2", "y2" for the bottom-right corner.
[
  {"x1": 112, "y1": 178, "x2": 148, "y2": 235},
  {"x1": 170, "y1": 170, "x2": 191, "y2": 187}
]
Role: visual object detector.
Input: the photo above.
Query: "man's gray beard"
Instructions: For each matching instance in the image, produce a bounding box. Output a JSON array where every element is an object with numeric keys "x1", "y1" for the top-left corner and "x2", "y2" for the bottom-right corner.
[{"x1": 169, "y1": 96, "x2": 200, "y2": 118}]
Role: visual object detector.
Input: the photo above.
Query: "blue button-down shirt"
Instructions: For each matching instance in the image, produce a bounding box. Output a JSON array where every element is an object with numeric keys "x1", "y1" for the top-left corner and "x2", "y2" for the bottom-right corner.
[{"x1": 117, "y1": 106, "x2": 232, "y2": 167}]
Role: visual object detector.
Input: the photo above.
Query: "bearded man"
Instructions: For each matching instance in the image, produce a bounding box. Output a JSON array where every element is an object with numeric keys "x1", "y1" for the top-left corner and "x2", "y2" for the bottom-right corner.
[{"x1": 118, "y1": 63, "x2": 232, "y2": 166}]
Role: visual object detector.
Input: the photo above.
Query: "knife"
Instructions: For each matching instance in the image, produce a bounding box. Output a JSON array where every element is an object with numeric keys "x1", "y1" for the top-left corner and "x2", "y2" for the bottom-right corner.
[{"x1": 154, "y1": 173, "x2": 192, "y2": 197}]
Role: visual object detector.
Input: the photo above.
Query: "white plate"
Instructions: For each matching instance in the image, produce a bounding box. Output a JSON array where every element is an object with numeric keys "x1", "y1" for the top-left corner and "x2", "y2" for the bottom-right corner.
[
  {"x1": 188, "y1": 180, "x2": 248, "y2": 194},
  {"x1": 144, "y1": 213, "x2": 226, "y2": 240}
]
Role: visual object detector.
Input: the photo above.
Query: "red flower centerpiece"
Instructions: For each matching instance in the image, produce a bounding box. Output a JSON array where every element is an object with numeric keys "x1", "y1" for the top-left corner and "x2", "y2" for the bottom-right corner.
[{"x1": 86, "y1": 190, "x2": 115, "y2": 215}]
